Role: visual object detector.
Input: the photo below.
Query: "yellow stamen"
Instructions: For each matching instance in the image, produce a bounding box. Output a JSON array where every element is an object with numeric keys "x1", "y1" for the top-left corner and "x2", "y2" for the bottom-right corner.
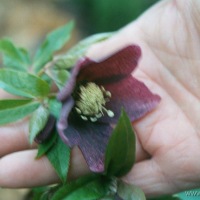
[{"x1": 75, "y1": 82, "x2": 114, "y2": 122}]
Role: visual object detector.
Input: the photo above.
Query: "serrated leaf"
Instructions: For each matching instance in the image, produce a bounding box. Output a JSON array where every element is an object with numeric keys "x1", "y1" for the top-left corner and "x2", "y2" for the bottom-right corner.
[
  {"x1": 29, "y1": 105, "x2": 50, "y2": 144},
  {"x1": 51, "y1": 175, "x2": 109, "y2": 200},
  {"x1": 0, "y1": 99, "x2": 39, "y2": 125},
  {"x1": 46, "y1": 136, "x2": 70, "y2": 183},
  {"x1": 117, "y1": 181, "x2": 146, "y2": 200},
  {"x1": 3, "y1": 48, "x2": 30, "y2": 71},
  {"x1": 48, "y1": 68, "x2": 70, "y2": 90},
  {"x1": 105, "y1": 109, "x2": 136, "y2": 177},
  {"x1": 48, "y1": 98, "x2": 62, "y2": 119},
  {"x1": 0, "y1": 69, "x2": 50, "y2": 98},
  {"x1": 0, "y1": 39, "x2": 30, "y2": 71},
  {"x1": 36, "y1": 131, "x2": 57, "y2": 158},
  {"x1": 56, "y1": 32, "x2": 113, "y2": 69},
  {"x1": 33, "y1": 21, "x2": 74, "y2": 72}
]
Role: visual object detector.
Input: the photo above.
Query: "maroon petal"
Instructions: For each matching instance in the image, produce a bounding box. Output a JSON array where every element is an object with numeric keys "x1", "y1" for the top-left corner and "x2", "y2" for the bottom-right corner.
[
  {"x1": 77, "y1": 45, "x2": 141, "y2": 82},
  {"x1": 100, "y1": 75, "x2": 161, "y2": 123},
  {"x1": 58, "y1": 114, "x2": 113, "y2": 172},
  {"x1": 57, "y1": 97, "x2": 74, "y2": 143}
]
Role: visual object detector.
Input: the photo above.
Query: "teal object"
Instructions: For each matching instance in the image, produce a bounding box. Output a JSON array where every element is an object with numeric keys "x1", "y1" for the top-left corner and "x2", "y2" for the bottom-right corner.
[{"x1": 176, "y1": 189, "x2": 200, "y2": 200}]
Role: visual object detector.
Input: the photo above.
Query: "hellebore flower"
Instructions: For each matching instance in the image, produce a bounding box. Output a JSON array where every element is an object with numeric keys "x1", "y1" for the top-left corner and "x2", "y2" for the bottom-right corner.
[{"x1": 56, "y1": 45, "x2": 161, "y2": 173}]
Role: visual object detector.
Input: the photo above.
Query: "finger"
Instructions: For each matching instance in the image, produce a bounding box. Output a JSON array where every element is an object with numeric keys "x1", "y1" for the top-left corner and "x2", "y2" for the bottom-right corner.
[
  {"x1": 0, "y1": 120, "x2": 37, "y2": 157},
  {"x1": 0, "y1": 139, "x2": 147, "y2": 189},
  {"x1": 0, "y1": 147, "x2": 89, "y2": 188},
  {"x1": 0, "y1": 90, "x2": 37, "y2": 156}
]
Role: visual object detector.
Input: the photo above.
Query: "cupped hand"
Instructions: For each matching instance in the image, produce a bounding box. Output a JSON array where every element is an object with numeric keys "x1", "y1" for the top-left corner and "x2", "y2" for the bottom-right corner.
[{"x1": 1, "y1": 0, "x2": 200, "y2": 197}]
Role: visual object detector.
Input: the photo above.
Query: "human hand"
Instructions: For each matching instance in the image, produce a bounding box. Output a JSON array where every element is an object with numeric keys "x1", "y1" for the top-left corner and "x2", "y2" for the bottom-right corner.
[
  {"x1": 0, "y1": 89, "x2": 89, "y2": 186},
  {"x1": 91, "y1": 0, "x2": 200, "y2": 197},
  {"x1": 1, "y1": 0, "x2": 200, "y2": 198}
]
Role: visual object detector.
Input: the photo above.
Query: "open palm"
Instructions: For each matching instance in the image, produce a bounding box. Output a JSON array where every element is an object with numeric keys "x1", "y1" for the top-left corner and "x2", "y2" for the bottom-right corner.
[
  {"x1": 117, "y1": 0, "x2": 200, "y2": 196},
  {"x1": 0, "y1": 0, "x2": 200, "y2": 197}
]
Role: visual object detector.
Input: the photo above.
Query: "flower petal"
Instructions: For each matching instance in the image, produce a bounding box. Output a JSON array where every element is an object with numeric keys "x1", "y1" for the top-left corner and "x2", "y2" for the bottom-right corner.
[
  {"x1": 57, "y1": 97, "x2": 74, "y2": 143},
  {"x1": 58, "y1": 114, "x2": 113, "y2": 172},
  {"x1": 77, "y1": 45, "x2": 141, "y2": 82},
  {"x1": 100, "y1": 75, "x2": 161, "y2": 123}
]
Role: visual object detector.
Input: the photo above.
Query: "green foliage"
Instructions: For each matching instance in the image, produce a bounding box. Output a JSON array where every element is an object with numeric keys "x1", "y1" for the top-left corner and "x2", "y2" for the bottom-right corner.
[
  {"x1": 0, "y1": 99, "x2": 39, "y2": 125},
  {"x1": 55, "y1": 32, "x2": 113, "y2": 69},
  {"x1": 46, "y1": 136, "x2": 70, "y2": 183},
  {"x1": 117, "y1": 181, "x2": 146, "y2": 200},
  {"x1": 33, "y1": 21, "x2": 74, "y2": 72},
  {"x1": 31, "y1": 187, "x2": 50, "y2": 200},
  {"x1": 36, "y1": 131, "x2": 57, "y2": 158},
  {"x1": 48, "y1": 98, "x2": 62, "y2": 119},
  {"x1": 0, "y1": 39, "x2": 30, "y2": 71},
  {"x1": 48, "y1": 68, "x2": 70, "y2": 90},
  {"x1": 105, "y1": 109, "x2": 136, "y2": 177},
  {"x1": 0, "y1": 69, "x2": 50, "y2": 98},
  {"x1": 70, "y1": 0, "x2": 159, "y2": 34},
  {"x1": 29, "y1": 105, "x2": 50, "y2": 144},
  {"x1": 51, "y1": 175, "x2": 110, "y2": 200}
]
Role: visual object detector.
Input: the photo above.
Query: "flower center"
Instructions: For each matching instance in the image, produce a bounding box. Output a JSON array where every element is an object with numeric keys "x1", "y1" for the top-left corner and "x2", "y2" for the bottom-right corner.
[{"x1": 74, "y1": 82, "x2": 114, "y2": 122}]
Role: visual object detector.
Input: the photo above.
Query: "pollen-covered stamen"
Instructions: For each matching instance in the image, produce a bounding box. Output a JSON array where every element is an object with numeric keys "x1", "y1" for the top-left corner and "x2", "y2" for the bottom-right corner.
[{"x1": 75, "y1": 82, "x2": 114, "y2": 121}]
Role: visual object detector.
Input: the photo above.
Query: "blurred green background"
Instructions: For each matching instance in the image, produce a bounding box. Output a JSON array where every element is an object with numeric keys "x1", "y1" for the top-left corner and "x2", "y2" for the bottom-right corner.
[{"x1": 63, "y1": 0, "x2": 159, "y2": 35}]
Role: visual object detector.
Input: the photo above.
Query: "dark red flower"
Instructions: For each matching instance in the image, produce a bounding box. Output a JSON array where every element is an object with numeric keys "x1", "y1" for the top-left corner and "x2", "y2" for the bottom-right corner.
[{"x1": 57, "y1": 45, "x2": 161, "y2": 172}]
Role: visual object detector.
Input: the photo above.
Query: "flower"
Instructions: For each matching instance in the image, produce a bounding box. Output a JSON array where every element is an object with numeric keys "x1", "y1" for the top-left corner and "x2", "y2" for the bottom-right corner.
[
  {"x1": 57, "y1": 45, "x2": 160, "y2": 172},
  {"x1": 56, "y1": 45, "x2": 161, "y2": 173}
]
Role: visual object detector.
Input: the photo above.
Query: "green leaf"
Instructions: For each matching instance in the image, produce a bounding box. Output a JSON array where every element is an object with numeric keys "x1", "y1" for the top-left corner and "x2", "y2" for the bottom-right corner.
[
  {"x1": 0, "y1": 69, "x2": 50, "y2": 98},
  {"x1": 48, "y1": 98, "x2": 62, "y2": 119},
  {"x1": 51, "y1": 175, "x2": 110, "y2": 200},
  {"x1": 0, "y1": 99, "x2": 39, "y2": 125},
  {"x1": 105, "y1": 109, "x2": 136, "y2": 177},
  {"x1": 33, "y1": 21, "x2": 74, "y2": 72},
  {"x1": 31, "y1": 187, "x2": 50, "y2": 200},
  {"x1": 117, "y1": 181, "x2": 146, "y2": 200},
  {"x1": 36, "y1": 130, "x2": 57, "y2": 158},
  {"x1": 29, "y1": 105, "x2": 50, "y2": 144},
  {"x1": 48, "y1": 68, "x2": 70, "y2": 90},
  {"x1": 46, "y1": 136, "x2": 70, "y2": 183},
  {"x1": 55, "y1": 32, "x2": 114, "y2": 69},
  {"x1": 0, "y1": 39, "x2": 30, "y2": 71}
]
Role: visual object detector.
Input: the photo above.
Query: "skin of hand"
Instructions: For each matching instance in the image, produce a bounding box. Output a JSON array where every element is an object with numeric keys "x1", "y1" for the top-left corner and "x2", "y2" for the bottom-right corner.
[{"x1": 0, "y1": 0, "x2": 200, "y2": 197}]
